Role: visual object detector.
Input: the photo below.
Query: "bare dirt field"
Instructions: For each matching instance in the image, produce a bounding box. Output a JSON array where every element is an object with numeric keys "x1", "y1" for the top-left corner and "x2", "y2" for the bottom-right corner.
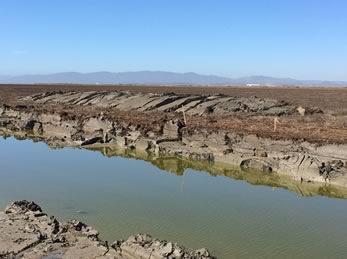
[
  {"x1": 1, "y1": 84, "x2": 347, "y2": 112},
  {"x1": 1, "y1": 84, "x2": 347, "y2": 143}
]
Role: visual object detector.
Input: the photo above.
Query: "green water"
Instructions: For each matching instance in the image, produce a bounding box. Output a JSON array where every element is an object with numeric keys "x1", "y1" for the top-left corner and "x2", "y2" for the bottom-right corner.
[{"x1": 0, "y1": 137, "x2": 347, "y2": 258}]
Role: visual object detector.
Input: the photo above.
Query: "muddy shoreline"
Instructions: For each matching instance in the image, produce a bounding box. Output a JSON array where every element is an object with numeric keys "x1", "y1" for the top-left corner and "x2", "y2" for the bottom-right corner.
[
  {"x1": 0, "y1": 200, "x2": 214, "y2": 258},
  {"x1": 0, "y1": 90, "x2": 347, "y2": 188}
]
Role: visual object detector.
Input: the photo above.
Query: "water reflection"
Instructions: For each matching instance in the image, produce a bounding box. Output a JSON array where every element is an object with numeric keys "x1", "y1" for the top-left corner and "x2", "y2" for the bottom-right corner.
[
  {"x1": 87, "y1": 146, "x2": 347, "y2": 200},
  {"x1": 2, "y1": 130, "x2": 347, "y2": 200}
]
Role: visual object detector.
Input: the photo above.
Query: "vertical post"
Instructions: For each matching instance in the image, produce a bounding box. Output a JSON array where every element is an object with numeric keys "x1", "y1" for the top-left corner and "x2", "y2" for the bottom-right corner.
[
  {"x1": 103, "y1": 131, "x2": 107, "y2": 143},
  {"x1": 274, "y1": 117, "x2": 280, "y2": 131},
  {"x1": 182, "y1": 110, "x2": 187, "y2": 126}
]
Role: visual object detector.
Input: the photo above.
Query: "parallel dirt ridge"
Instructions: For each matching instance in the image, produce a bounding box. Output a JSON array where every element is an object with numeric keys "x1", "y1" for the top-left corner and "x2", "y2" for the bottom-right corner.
[{"x1": 22, "y1": 91, "x2": 298, "y2": 116}]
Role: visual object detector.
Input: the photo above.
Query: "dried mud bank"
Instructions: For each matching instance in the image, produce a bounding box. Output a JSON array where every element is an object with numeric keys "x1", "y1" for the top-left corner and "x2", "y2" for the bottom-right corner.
[
  {"x1": 21, "y1": 90, "x2": 301, "y2": 116},
  {"x1": 0, "y1": 201, "x2": 214, "y2": 259},
  {"x1": 1, "y1": 91, "x2": 347, "y2": 188}
]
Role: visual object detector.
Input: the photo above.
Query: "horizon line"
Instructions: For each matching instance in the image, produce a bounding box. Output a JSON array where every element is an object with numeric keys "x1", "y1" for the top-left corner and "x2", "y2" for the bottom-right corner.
[{"x1": 1, "y1": 70, "x2": 347, "y2": 83}]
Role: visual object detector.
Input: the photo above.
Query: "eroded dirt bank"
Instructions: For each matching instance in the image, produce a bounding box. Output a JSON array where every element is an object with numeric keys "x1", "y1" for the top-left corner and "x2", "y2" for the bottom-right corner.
[
  {"x1": 1, "y1": 90, "x2": 347, "y2": 188},
  {"x1": 0, "y1": 200, "x2": 214, "y2": 259}
]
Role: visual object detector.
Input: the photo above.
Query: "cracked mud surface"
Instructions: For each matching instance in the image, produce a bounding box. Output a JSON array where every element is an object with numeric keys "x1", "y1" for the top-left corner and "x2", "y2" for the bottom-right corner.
[{"x1": 0, "y1": 201, "x2": 215, "y2": 259}]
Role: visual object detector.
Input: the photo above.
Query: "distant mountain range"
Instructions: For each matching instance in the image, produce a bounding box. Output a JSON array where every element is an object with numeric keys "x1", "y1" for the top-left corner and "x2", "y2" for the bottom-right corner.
[{"x1": 0, "y1": 71, "x2": 346, "y2": 86}]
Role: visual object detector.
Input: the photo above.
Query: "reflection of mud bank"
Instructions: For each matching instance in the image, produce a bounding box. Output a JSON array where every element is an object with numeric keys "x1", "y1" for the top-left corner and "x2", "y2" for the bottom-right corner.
[
  {"x1": 0, "y1": 200, "x2": 214, "y2": 259},
  {"x1": 2, "y1": 130, "x2": 347, "y2": 200},
  {"x1": 85, "y1": 146, "x2": 347, "y2": 200},
  {"x1": 1, "y1": 91, "x2": 347, "y2": 189}
]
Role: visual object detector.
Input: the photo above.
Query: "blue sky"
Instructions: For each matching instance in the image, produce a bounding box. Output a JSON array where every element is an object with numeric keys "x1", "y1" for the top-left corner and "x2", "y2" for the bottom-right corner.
[{"x1": 1, "y1": 0, "x2": 346, "y2": 80}]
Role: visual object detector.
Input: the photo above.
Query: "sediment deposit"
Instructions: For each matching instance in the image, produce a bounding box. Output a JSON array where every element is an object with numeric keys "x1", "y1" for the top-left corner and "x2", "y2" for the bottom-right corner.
[
  {"x1": 0, "y1": 200, "x2": 215, "y2": 259},
  {"x1": 22, "y1": 90, "x2": 299, "y2": 116},
  {"x1": 1, "y1": 90, "x2": 347, "y2": 188}
]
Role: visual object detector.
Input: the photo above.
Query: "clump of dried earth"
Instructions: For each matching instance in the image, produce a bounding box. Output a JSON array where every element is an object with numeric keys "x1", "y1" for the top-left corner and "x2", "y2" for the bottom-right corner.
[{"x1": 0, "y1": 200, "x2": 215, "y2": 259}]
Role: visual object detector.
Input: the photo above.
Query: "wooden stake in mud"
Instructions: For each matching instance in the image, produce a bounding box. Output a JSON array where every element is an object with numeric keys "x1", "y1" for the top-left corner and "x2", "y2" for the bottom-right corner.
[
  {"x1": 103, "y1": 131, "x2": 107, "y2": 143},
  {"x1": 182, "y1": 110, "x2": 187, "y2": 126},
  {"x1": 273, "y1": 117, "x2": 280, "y2": 131}
]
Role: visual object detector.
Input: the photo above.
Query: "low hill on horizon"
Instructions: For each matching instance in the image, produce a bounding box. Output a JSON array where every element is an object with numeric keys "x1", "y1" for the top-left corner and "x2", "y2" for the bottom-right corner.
[{"x1": 0, "y1": 71, "x2": 346, "y2": 87}]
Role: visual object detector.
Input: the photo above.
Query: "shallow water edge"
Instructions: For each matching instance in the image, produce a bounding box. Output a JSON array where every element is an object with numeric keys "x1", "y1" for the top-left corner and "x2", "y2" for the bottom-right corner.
[{"x1": 2, "y1": 131, "x2": 347, "y2": 200}]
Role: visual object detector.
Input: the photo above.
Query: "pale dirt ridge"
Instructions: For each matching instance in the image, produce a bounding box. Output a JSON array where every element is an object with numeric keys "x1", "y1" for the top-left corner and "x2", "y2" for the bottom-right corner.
[
  {"x1": 0, "y1": 200, "x2": 215, "y2": 259},
  {"x1": 22, "y1": 90, "x2": 299, "y2": 117}
]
